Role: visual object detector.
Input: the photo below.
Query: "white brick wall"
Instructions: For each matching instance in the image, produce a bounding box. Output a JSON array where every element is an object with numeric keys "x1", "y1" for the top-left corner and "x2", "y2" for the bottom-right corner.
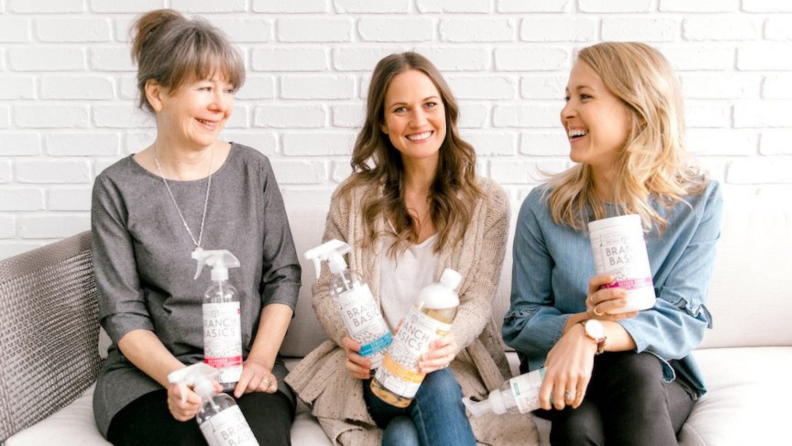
[{"x1": 1, "y1": 2, "x2": 791, "y2": 259}]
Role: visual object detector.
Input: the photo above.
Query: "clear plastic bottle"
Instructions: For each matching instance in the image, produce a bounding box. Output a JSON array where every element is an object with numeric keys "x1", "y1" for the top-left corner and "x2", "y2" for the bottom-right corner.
[
  {"x1": 462, "y1": 368, "x2": 547, "y2": 417},
  {"x1": 371, "y1": 268, "x2": 462, "y2": 407},
  {"x1": 168, "y1": 363, "x2": 260, "y2": 446},
  {"x1": 193, "y1": 250, "x2": 243, "y2": 392},
  {"x1": 305, "y1": 240, "x2": 392, "y2": 369}
]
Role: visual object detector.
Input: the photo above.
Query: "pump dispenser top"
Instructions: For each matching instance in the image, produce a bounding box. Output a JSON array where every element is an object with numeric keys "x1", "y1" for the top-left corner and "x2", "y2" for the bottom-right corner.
[
  {"x1": 304, "y1": 239, "x2": 351, "y2": 278},
  {"x1": 167, "y1": 363, "x2": 219, "y2": 404},
  {"x1": 192, "y1": 250, "x2": 241, "y2": 281}
]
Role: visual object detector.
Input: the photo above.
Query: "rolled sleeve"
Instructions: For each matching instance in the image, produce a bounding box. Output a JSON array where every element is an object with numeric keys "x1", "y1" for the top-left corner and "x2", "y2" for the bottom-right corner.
[
  {"x1": 258, "y1": 158, "x2": 301, "y2": 311},
  {"x1": 503, "y1": 190, "x2": 570, "y2": 368},
  {"x1": 618, "y1": 182, "x2": 723, "y2": 360},
  {"x1": 91, "y1": 175, "x2": 154, "y2": 345}
]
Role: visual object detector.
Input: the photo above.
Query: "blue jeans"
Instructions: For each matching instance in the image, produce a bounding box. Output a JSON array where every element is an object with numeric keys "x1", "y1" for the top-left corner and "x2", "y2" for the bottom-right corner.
[{"x1": 363, "y1": 368, "x2": 476, "y2": 446}]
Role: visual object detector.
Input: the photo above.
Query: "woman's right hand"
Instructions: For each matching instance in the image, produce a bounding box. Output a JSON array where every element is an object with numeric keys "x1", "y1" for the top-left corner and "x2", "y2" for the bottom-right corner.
[
  {"x1": 587, "y1": 274, "x2": 639, "y2": 321},
  {"x1": 167, "y1": 380, "x2": 222, "y2": 421},
  {"x1": 539, "y1": 323, "x2": 597, "y2": 411},
  {"x1": 167, "y1": 382, "x2": 203, "y2": 421},
  {"x1": 341, "y1": 336, "x2": 372, "y2": 380}
]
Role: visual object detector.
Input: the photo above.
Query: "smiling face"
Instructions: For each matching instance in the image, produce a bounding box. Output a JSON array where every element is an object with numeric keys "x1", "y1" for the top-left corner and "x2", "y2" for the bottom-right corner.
[
  {"x1": 561, "y1": 61, "x2": 632, "y2": 171},
  {"x1": 149, "y1": 73, "x2": 235, "y2": 150},
  {"x1": 380, "y1": 69, "x2": 447, "y2": 167}
]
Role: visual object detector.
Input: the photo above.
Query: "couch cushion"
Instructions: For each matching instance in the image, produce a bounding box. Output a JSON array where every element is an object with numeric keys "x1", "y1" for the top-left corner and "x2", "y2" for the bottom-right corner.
[
  {"x1": 699, "y1": 197, "x2": 792, "y2": 349},
  {"x1": 5, "y1": 385, "x2": 108, "y2": 446},
  {"x1": 678, "y1": 346, "x2": 792, "y2": 446},
  {"x1": 280, "y1": 206, "x2": 331, "y2": 357}
]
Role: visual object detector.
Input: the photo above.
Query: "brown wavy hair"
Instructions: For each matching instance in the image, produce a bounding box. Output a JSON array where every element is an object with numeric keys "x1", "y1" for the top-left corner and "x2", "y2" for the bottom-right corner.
[
  {"x1": 130, "y1": 9, "x2": 245, "y2": 113},
  {"x1": 340, "y1": 52, "x2": 482, "y2": 256},
  {"x1": 546, "y1": 42, "x2": 707, "y2": 234}
]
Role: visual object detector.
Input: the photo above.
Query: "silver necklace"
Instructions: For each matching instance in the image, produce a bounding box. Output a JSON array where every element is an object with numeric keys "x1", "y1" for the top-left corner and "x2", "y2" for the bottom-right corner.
[{"x1": 153, "y1": 143, "x2": 214, "y2": 253}]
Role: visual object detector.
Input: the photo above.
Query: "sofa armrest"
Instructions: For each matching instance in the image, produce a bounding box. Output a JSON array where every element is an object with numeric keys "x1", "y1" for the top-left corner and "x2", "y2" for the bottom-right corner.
[{"x1": 0, "y1": 231, "x2": 103, "y2": 443}]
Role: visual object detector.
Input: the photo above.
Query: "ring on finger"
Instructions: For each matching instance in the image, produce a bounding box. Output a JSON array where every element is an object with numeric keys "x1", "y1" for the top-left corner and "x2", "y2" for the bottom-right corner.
[
  {"x1": 564, "y1": 390, "x2": 576, "y2": 400},
  {"x1": 262, "y1": 377, "x2": 272, "y2": 387},
  {"x1": 593, "y1": 306, "x2": 603, "y2": 317}
]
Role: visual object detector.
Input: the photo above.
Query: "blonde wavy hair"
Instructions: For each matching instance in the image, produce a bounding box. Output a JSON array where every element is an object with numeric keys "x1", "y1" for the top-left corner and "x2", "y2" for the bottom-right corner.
[
  {"x1": 546, "y1": 42, "x2": 707, "y2": 234},
  {"x1": 340, "y1": 52, "x2": 482, "y2": 256}
]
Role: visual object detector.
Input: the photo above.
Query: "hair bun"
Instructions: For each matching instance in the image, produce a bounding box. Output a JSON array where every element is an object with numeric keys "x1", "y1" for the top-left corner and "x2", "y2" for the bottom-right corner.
[{"x1": 130, "y1": 9, "x2": 184, "y2": 65}]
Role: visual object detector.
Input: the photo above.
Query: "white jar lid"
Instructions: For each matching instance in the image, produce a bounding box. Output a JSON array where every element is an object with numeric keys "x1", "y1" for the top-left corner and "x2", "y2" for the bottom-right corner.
[{"x1": 588, "y1": 214, "x2": 641, "y2": 232}]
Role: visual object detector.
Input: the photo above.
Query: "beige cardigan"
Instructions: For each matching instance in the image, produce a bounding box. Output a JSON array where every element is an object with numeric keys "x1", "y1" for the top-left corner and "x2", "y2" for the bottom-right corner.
[{"x1": 285, "y1": 178, "x2": 538, "y2": 446}]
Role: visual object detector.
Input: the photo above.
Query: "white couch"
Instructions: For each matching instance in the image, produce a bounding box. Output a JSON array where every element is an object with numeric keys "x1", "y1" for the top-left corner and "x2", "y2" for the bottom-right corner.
[{"x1": 2, "y1": 193, "x2": 790, "y2": 446}]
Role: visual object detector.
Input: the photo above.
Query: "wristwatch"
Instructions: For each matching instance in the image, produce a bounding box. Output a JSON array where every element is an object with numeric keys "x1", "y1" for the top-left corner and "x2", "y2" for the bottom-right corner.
[{"x1": 578, "y1": 319, "x2": 607, "y2": 355}]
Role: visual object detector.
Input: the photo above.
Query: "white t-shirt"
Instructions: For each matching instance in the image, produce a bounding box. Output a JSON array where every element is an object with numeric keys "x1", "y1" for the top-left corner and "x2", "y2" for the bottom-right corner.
[{"x1": 379, "y1": 231, "x2": 440, "y2": 331}]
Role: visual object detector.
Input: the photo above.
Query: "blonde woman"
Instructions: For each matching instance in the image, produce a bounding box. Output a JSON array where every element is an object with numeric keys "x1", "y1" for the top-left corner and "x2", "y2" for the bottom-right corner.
[
  {"x1": 503, "y1": 42, "x2": 723, "y2": 445},
  {"x1": 287, "y1": 52, "x2": 537, "y2": 446}
]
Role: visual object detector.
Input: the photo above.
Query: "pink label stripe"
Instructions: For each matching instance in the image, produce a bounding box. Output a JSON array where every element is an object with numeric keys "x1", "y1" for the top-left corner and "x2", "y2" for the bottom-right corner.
[
  {"x1": 602, "y1": 277, "x2": 653, "y2": 290},
  {"x1": 205, "y1": 356, "x2": 243, "y2": 368}
]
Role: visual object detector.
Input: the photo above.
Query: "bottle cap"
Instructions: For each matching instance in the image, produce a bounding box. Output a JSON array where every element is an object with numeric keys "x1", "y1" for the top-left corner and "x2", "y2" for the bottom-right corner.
[
  {"x1": 439, "y1": 268, "x2": 462, "y2": 290},
  {"x1": 463, "y1": 397, "x2": 493, "y2": 418}
]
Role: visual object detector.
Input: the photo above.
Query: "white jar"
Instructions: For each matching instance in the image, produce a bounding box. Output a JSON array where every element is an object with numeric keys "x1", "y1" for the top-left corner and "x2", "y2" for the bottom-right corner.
[{"x1": 588, "y1": 215, "x2": 655, "y2": 313}]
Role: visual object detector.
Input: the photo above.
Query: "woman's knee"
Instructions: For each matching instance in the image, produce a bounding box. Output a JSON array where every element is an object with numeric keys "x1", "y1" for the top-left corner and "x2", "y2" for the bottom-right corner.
[
  {"x1": 237, "y1": 391, "x2": 294, "y2": 445},
  {"x1": 550, "y1": 402, "x2": 605, "y2": 446},
  {"x1": 382, "y1": 416, "x2": 420, "y2": 446},
  {"x1": 415, "y1": 368, "x2": 463, "y2": 402}
]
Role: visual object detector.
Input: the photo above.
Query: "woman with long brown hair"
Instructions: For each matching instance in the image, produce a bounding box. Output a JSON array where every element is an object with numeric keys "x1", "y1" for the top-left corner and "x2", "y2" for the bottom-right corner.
[{"x1": 287, "y1": 52, "x2": 537, "y2": 446}]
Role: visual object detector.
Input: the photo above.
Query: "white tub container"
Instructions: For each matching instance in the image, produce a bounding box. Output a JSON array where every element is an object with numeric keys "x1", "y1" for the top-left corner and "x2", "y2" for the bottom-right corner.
[{"x1": 588, "y1": 214, "x2": 655, "y2": 313}]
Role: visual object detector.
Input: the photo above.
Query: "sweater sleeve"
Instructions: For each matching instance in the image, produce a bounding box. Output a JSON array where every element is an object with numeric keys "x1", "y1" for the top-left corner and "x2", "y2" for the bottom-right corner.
[
  {"x1": 618, "y1": 182, "x2": 723, "y2": 360},
  {"x1": 310, "y1": 188, "x2": 353, "y2": 347},
  {"x1": 91, "y1": 174, "x2": 154, "y2": 346},
  {"x1": 453, "y1": 181, "x2": 511, "y2": 351},
  {"x1": 501, "y1": 189, "x2": 570, "y2": 371}
]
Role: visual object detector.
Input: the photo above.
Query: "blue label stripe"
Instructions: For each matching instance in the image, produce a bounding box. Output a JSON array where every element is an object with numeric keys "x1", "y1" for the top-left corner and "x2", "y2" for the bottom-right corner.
[{"x1": 359, "y1": 333, "x2": 393, "y2": 357}]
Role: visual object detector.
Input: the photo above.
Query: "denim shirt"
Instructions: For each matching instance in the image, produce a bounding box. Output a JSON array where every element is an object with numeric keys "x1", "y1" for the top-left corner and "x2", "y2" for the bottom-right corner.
[{"x1": 502, "y1": 180, "x2": 723, "y2": 397}]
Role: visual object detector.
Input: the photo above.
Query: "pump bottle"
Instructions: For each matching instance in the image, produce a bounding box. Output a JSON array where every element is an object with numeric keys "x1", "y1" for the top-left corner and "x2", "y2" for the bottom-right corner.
[
  {"x1": 168, "y1": 363, "x2": 260, "y2": 446},
  {"x1": 371, "y1": 268, "x2": 462, "y2": 407},
  {"x1": 193, "y1": 250, "x2": 243, "y2": 392},
  {"x1": 462, "y1": 368, "x2": 547, "y2": 418},
  {"x1": 305, "y1": 239, "x2": 392, "y2": 369}
]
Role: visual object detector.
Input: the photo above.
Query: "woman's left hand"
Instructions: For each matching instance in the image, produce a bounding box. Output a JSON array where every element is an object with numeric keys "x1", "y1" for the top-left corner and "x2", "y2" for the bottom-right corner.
[
  {"x1": 539, "y1": 324, "x2": 598, "y2": 411},
  {"x1": 234, "y1": 357, "x2": 277, "y2": 398},
  {"x1": 418, "y1": 333, "x2": 457, "y2": 374}
]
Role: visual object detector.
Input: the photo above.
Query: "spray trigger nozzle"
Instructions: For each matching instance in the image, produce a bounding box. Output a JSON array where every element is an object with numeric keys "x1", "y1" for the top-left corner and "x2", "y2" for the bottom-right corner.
[
  {"x1": 192, "y1": 250, "x2": 241, "y2": 282},
  {"x1": 304, "y1": 239, "x2": 352, "y2": 279},
  {"x1": 167, "y1": 363, "x2": 220, "y2": 404}
]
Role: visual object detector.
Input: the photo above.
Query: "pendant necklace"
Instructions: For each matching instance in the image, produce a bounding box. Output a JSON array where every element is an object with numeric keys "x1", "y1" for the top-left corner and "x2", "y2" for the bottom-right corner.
[{"x1": 153, "y1": 142, "x2": 214, "y2": 254}]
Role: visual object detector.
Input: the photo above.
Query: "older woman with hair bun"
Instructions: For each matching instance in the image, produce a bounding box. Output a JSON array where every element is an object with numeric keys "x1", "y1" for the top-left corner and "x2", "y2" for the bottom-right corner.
[{"x1": 91, "y1": 9, "x2": 300, "y2": 445}]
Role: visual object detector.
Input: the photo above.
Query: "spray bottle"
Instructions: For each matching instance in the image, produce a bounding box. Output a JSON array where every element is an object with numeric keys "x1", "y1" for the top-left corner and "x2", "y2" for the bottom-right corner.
[
  {"x1": 305, "y1": 239, "x2": 392, "y2": 369},
  {"x1": 462, "y1": 368, "x2": 547, "y2": 418},
  {"x1": 168, "y1": 363, "x2": 260, "y2": 446},
  {"x1": 371, "y1": 268, "x2": 462, "y2": 407},
  {"x1": 193, "y1": 250, "x2": 243, "y2": 392}
]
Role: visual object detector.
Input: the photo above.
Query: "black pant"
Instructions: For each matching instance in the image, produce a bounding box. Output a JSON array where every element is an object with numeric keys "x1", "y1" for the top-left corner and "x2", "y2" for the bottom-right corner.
[
  {"x1": 107, "y1": 389, "x2": 294, "y2": 446},
  {"x1": 537, "y1": 352, "x2": 696, "y2": 446}
]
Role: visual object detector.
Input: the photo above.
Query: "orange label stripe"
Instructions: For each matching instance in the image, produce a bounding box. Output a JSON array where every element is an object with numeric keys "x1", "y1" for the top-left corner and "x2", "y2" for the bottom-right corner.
[{"x1": 383, "y1": 355, "x2": 425, "y2": 384}]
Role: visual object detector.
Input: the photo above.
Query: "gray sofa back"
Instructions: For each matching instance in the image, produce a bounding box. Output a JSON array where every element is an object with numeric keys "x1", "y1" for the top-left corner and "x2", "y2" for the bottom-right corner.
[{"x1": 0, "y1": 232, "x2": 102, "y2": 443}]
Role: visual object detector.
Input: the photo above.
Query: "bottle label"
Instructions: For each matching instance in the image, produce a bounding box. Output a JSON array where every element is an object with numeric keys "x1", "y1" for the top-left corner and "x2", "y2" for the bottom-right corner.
[
  {"x1": 203, "y1": 302, "x2": 243, "y2": 384},
  {"x1": 590, "y1": 224, "x2": 654, "y2": 312},
  {"x1": 374, "y1": 307, "x2": 450, "y2": 399},
  {"x1": 510, "y1": 369, "x2": 545, "y2": 414},
  {"x1": 199, "y1": 405, "x2": 260, "y2": 446},
  {"x1": 338, "y1": 284, "x2": 392, "y2": 363}
]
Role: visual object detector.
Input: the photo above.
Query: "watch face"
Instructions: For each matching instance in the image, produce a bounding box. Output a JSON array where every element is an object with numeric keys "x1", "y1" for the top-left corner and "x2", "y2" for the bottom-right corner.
[{"x1": 586, "y1": 319, "x2": 606, "y2": 340}]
